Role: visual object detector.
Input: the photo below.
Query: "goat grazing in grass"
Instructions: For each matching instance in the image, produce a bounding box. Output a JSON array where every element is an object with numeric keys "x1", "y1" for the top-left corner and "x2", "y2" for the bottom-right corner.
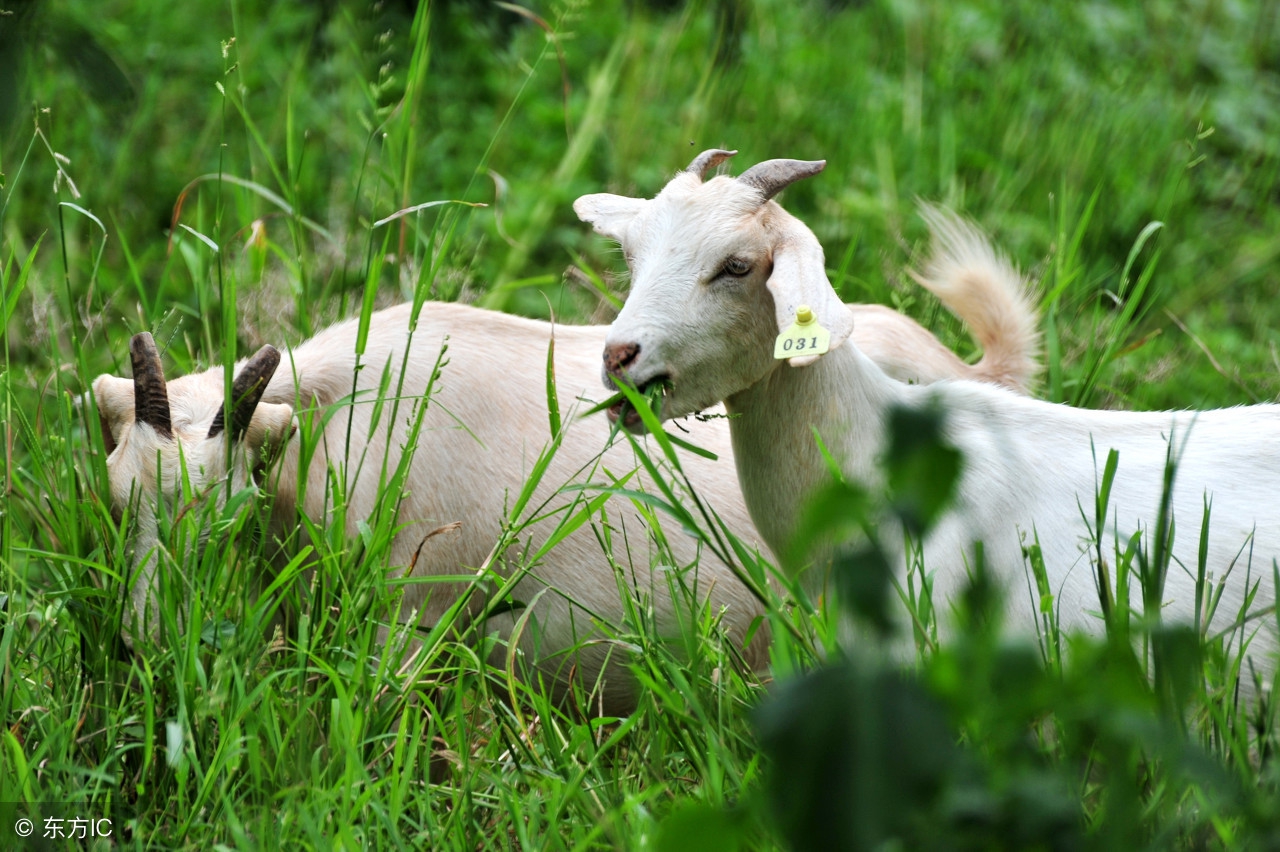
[
  {"x1": 92, "y1": 179, "x2": 1036, "y2": 711},
  {"x1": 581, "y1": 149, "x2": 1279, "y2": 681}
]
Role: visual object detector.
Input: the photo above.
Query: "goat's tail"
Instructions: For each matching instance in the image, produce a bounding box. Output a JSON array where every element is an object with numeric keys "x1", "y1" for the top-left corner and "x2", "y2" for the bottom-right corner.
[{"x1": 910, "y1": 203, "x2": 1041, "y2": 392}]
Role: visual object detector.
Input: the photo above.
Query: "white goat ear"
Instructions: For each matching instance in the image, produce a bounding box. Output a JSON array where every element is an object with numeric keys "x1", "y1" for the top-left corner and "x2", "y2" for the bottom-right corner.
[
  {"x1": 244, "y1": 401, "x2": 296, "y2": 457},
  {"x1": 573, "y1": 193, "x2": 646, "y2": 242},
  {"x1": 91, "y1": 374, "x2": 135, "y2": 452},
  {"x1": 767, "y1": 240, "x2": 854, "y2": 368}
]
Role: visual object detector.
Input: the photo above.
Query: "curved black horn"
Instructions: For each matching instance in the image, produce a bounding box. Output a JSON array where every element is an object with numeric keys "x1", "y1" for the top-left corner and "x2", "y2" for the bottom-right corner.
[
  {"x1": 130, "y1": 332, "x2": 172, "y2": 438},
  {"x1": 684, "y1": 148, "x2": 738, "y2": 180},
  {"x1": 208, "y1": 345, "x2": 281, "y2": 441},
  {"x1": 737, "y1": 158, "x2": 826, "y2": 202}
]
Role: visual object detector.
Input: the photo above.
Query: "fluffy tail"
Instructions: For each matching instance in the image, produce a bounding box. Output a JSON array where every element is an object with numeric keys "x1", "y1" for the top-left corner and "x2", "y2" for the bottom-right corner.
[{"x1": 911, "y1": 203, "x2": 1041, "y2": 391}]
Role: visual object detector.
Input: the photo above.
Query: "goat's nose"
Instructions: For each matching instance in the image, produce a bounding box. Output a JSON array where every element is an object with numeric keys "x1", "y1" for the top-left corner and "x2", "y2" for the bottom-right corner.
[{"x1": 603, "y1": 342, "x2": 640, "y2": 377}]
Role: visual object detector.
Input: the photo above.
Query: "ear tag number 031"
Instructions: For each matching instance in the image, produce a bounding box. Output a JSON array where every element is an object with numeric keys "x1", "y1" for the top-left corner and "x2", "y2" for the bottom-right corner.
[{"x1": 773, "y1": 304, "x2": 830, "y2": 359}]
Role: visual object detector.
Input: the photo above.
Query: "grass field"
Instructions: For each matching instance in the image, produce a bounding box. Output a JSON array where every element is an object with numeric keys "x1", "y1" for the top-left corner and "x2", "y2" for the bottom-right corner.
[{"x1": 4, "y1": 0, "x2": 1280, "y2": 848}]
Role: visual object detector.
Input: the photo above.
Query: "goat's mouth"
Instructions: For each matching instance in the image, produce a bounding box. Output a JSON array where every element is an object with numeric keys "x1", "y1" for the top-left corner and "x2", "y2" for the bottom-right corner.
[{"x1": 605, "y1": 375, "x2": 672, "y2": 430}]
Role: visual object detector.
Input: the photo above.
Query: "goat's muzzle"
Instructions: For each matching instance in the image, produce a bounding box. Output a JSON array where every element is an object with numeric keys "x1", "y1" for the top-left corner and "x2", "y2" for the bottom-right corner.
[
  {"x1": 602, "y1": 342, "x2": 670, "y2": 430},
  {"x1": 602, "y1": 342, "x2": 639, "y2": 380},
  {"x1": 603, "y1": 342, "x2": 640, "y2": 426}
]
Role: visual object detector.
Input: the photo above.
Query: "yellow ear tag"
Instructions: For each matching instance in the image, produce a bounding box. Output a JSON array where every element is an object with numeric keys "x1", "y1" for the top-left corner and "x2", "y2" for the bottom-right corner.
[{"x1": 774, "y1": 304, "x2": 831, "y2": 359}]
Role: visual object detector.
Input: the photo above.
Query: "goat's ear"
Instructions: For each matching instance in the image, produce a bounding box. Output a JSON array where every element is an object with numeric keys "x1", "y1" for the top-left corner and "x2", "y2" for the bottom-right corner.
[
  {"x1": 91, "y1": 374, "x2": 136, "y2": 454},
  {"x1": 573, "y1": 193, "x2": 646, "y2": 242},
  {"x1": 766, "y1": 238, "x2": 854, "y2": 368},
  {"x1": 244, "y1": 401, "x2": 296, "y2": 459}
]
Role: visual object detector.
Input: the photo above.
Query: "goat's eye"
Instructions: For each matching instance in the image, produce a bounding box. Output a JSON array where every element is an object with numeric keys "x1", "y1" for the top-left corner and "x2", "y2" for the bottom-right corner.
[{"x1": 720, "y1": 257, "x2": 752, "y2": 278}]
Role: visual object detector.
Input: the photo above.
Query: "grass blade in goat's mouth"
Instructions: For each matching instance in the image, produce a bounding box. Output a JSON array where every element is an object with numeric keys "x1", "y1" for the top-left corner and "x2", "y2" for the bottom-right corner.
[
  {"x1": 580, "y1": 377, "x2": 671, "y2": 420},
  {"x1": 578, "y1": 377, "x2": 719, "y2": 460}
]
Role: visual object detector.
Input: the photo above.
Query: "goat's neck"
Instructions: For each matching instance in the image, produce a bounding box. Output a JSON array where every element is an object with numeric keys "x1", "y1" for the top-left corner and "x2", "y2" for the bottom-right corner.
[{"x1": 723, "y1": 342, "x2": 906, "y2": 560}]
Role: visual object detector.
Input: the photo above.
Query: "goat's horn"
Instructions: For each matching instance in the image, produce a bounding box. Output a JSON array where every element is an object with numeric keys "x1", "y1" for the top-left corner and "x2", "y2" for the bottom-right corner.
[
  {"x1": 208, "y1": 344, "x2": 281, "y2": 441},
  {"x1": 737, "y1": 158, "x2": 826, "y2": 202},
  {"x1": 130, "y1": 332, "x2": 172, "y2": 438},
  {"x1": 685, "y1": 148, "x2": 738, "y2": 180}
]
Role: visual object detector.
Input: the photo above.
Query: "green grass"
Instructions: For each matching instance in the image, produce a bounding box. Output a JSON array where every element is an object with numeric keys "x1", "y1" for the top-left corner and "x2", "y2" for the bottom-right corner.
[{"x1": 3, "y1": 0, "x2": 1280, "y2": 847}]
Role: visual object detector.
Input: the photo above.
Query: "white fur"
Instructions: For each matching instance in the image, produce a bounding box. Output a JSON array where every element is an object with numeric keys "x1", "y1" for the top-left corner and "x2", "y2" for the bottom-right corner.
[
  {"x1": 93, "y1": 277, "x2": 1035, "y2": 709},
  {"x1": 583, "y1": 160, "x2": 1277, "y2": 682}
]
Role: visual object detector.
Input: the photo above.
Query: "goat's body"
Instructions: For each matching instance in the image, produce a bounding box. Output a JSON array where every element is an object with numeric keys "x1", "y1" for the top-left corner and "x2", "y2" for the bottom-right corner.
[
  {"x1": 162, "y1": 303, "x2": 765, "y2": 707},
  {"x1": 287, "y1": 304, "x2": 756, "y2": 661},
  {"x1": 732, "y1": 339, "x2": 1280, "y2": 660}
]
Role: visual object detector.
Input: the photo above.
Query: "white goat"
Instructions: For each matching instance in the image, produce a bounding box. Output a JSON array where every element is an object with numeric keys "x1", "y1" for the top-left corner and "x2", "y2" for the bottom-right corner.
[
  {"x1": 580, "y1": 150, "x2": 1279, "y2": 679},
  {"x1": 91, "y1": 170, "x2": 1036, "y2": 711}
]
